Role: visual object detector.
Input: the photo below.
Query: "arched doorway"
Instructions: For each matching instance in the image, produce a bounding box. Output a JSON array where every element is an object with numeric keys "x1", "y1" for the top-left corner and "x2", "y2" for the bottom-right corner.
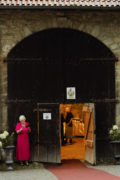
[{"x1": 7, "y1": 28, "x2": 116, "y2": 163}]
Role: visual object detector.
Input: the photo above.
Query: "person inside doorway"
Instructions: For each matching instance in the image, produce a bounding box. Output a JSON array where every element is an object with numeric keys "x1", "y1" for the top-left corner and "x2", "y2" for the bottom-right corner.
[
  {"x1": 65, "y1": 107, "x2": 73, "y2": 144},
  {"x1": 61, "y1": 113, "x2": 66, "y2": 145}
]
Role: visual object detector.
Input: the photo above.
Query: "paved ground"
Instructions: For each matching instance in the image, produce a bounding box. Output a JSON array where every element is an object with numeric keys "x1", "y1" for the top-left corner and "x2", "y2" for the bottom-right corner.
[
  {"x1": 46, "y1": 160, "x2": 120, "y2": 180},
  {"x1": 0, "y1": 167, "x2": 58, "y2": 180},
  {"x1": 1, "y1": 160, "x2": 120, "y2": 180},
  {"x1": 87, "y1": 164, "x2": 120, "y2": 177}
]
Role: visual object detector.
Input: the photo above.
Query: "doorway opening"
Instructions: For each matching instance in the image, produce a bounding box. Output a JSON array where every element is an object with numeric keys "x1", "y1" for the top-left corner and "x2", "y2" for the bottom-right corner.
[{"x1": 60, "y1": 103, "x2": 96, "y2": 165}]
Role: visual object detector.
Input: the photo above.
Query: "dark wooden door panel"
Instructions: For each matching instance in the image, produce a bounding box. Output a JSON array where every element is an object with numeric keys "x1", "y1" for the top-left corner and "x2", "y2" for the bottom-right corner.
[
  {"x1": 7, "y1": 29, "x2": 116, "y2": 162},
  {"x1": 39, "y1": 145, "x2": 47, "y2": 162},
  {"x1": 37, "y1": 104, "x2": 60, "y2": 163},
  {"x1": 47, "y1": 145, "x2": 57, "y2": 163}
]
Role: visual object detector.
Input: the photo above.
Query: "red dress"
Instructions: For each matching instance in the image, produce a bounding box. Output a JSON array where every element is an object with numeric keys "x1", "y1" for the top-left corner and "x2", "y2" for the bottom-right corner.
[{"x1": 15, "y1": 122, "x2": 31, "y2": 161}]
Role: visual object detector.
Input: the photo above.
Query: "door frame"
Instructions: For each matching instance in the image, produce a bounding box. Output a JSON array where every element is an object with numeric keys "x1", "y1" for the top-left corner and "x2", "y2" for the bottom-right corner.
[{"x1": 60, "y1": 103, "x2": 96, "y2": 165}]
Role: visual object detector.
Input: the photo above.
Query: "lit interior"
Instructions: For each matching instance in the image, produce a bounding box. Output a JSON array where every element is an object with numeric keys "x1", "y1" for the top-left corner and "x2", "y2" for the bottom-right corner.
[{"x1": 60, "y1": 104, "x2": 94, "y2": 161}]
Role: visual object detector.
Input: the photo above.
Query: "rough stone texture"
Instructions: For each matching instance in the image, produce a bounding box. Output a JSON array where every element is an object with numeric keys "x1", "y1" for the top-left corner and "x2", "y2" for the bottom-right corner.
[{"x1": 0, "y1": 10, "x2": 120, "y2": 129}]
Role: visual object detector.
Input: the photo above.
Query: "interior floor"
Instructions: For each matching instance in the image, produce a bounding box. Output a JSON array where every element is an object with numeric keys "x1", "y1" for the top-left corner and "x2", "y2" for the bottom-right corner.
[{"x1": 61, "y1": 137, "x2": 85, "y2": 160}]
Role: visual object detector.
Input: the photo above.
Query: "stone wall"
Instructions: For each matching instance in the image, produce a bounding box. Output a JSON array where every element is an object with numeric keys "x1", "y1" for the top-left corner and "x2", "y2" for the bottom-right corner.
[{"x1": 0, "y1": 9, "x2": 120, "y2": 130}]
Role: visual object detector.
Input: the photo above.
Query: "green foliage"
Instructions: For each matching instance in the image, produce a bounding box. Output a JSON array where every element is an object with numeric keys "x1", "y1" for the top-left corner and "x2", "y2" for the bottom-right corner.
[
  {"x1": 0, "y1": 131, "x2": 15, "y2": 148},
  {"x1": 4, "y1": 132, "x2": 15, "y2": 146},
  {"x1": 109, "y1": 125, "x2": 120, "y2": 141}
]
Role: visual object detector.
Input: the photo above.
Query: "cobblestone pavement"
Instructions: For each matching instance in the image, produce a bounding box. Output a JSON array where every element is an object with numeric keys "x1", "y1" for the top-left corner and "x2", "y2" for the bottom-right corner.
[
  {"x1": 87, "y1": 164, "x2": 120, "y2": 177},
  {"x1": 0, "y1": 168, "x2": 58, "y2": 180}
]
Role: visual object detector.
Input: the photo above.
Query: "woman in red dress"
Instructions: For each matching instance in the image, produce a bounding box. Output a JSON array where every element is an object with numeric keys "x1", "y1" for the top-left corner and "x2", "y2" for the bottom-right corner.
[{"x1": 15, "y1": 115, "x2": 31, "y2": 165}]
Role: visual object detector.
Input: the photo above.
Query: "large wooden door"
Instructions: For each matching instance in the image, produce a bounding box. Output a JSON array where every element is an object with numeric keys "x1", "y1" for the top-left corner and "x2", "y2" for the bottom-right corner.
[
  {"x1": 31, "y1": 103, "x2": 60, "y2": 163},
  {"x1": 83, "y1": 103, "x2": 96, "y2": 165},
  {"x1": 7, "y1": 29, "x2": 116, "y2": 162}
]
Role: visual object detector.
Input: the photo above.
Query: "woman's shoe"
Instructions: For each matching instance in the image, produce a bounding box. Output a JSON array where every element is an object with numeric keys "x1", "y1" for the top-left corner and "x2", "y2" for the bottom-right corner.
[
  {"x1": 20, "y1": 161, "x2": 24, "y2": 166},
  {"x1": 25, "y1": 161, "x2": 29, "y2": 166}
]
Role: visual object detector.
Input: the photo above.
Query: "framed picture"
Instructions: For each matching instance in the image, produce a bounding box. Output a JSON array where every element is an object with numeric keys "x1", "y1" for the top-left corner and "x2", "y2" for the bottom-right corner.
[
  {"x1": 43, "y1": 113, "x2": 52, "y2": 120},
  {"x1": 66, "y1": 87, "x2": 76, "y2": 99}
]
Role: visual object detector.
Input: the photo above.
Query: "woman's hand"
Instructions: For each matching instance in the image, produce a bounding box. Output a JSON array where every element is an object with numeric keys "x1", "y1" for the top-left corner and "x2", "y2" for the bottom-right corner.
[
  {"x1": 67, "y1": 119, "x2": 72, "y2": 126},
  {"x1": 22, "y1": 124, "x2": 25, "y2": 129},
  {"x1": 16, "y1": 128, "x2": 23, "y2": 134},
  {"x1": 27, "y1": 127, "x2": 31, "y2": 132}
]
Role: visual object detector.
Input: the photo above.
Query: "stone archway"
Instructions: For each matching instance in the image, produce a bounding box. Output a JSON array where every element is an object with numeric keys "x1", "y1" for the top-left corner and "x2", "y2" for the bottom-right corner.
[
  {"x1": 0, "y1": 11, "x2": 120, "y2": 133},
  {"x1": 5, "y1": 28, "x2": 116, "y2": 161},
  {"x1": 1, "y1": 12, "x2": 119, "y2": 59}
]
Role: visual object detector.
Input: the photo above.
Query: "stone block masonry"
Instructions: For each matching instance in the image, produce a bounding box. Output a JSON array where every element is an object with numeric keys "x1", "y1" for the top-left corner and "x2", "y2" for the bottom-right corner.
[{"x1": 0, "y1": 9, "x2": 120, "y2": 129}]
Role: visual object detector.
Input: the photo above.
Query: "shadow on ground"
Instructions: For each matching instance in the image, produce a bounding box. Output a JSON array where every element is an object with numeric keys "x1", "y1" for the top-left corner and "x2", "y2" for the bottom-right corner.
[{"x1": 0, "y1": 162, "x2": 44, "y2": 171}]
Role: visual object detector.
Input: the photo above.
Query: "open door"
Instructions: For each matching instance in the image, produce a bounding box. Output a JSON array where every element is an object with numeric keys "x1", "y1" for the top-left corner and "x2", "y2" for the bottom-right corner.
[
  {"x1": 32, "y1": 103, "x2": 61, "y2": 163},
  {"x1": 83, "y1": 103, "x2": 96, "y2": 165}
]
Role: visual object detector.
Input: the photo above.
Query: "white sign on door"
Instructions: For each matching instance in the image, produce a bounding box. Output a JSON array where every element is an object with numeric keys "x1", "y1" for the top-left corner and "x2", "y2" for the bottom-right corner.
[
  {"x1": 43, "y1": 113, "x2": 52, "y2": 120},
  {"x1": 66, "y1": 87, "x2": 76, "y2": 99}
]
